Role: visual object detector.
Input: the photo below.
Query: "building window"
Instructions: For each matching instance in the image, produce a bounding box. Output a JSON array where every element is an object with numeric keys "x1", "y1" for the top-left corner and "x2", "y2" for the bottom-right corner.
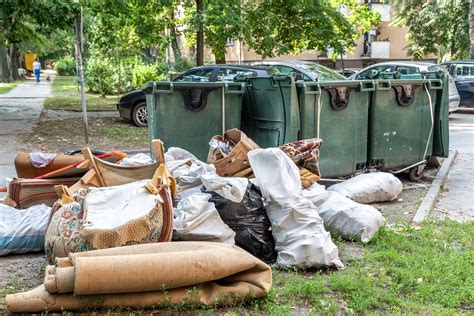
[{"x1": 225, "y1": 37, "x2": 235, "y2": 46}]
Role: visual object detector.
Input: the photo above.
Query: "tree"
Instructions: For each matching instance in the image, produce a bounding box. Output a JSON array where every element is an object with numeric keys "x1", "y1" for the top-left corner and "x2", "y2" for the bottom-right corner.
[
  {"x1": 392, "y1": 0, "x2": 470, "y2": 60},
  {"x1": 242, "y1": 0, "x2": 380, "y2": 60},
  {"x1": 0, "y1": 0, "x2": 78, "y2": 81}
]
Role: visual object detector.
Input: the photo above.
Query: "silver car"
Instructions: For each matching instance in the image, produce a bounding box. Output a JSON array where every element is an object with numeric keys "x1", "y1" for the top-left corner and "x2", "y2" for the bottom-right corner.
[{"x1": 350, "y1": 61, "x2": 459, "y2": 113}]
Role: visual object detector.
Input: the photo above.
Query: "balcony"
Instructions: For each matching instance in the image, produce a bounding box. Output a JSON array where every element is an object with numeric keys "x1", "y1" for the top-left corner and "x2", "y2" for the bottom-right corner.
[{"x1": 371, "y1": 41, "x2": 390, "y2": 58}]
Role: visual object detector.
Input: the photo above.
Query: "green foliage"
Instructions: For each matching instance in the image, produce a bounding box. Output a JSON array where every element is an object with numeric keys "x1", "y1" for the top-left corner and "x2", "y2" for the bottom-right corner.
[
  {"x1": 392, "y1": 0, "x2": 470, "y2": 60},
  {"x1": 131, "y1": 64, "x2": 166, "y2": 88},
  {"x1": 55, "y1": 56, "x2": 76, "y2": 76},
  {"x1": 85, "y1": 57, "x2": 115, "y2": 95},
  {"x1": 172, "y1": 57, "x2": 196, "y2": 72},
  {"x1": 242, "y1": 0, "x2": 380, "y2": 60},
  {"x1": 182, "y1": 0, "x2": 244, "y2": 63}
]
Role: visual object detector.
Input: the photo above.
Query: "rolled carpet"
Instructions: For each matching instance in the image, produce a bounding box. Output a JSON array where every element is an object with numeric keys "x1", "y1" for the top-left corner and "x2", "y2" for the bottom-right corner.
[{"x1": 7, "y1": 242, "x2": 272, "y2": 312}]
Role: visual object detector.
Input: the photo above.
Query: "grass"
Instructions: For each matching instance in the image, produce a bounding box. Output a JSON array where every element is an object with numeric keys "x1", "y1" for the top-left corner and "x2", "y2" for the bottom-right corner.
[
  {"x1": 1, "y1": 220, "x2": 471, "y2": 314},
  {"x1": 44, "y1": 76, "x2": 119, "y2": 111},
  {"x1": 29, "y1": 116, "x2": 148, "y2": 152},
  {"x1": 0, "y1": 81, "x2": 20, "y2": 94},
  {"x1": 224, "y1": 220, "x2": 473, "y2": 314}
]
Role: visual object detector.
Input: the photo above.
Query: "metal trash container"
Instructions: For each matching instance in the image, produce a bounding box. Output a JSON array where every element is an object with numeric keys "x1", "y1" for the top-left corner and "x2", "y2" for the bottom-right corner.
[
  {"x1": 297, "y1": 80, "x2": 375, "y2": 178},
  {"x1": 368, "y1": 77, "x2": 442, "y2": 180},
  {"x1": 143, "y1": 81, "x2": 245, "y2": 160},
  {"x1": 237, "y1": 74, "x2": 300, "y2": 148}
]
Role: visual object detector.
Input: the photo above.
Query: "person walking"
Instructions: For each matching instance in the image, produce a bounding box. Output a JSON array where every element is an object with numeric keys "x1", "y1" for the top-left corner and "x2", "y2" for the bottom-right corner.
[{"x1": 33, "y1": 58, "x2": 41, "y2": 83}]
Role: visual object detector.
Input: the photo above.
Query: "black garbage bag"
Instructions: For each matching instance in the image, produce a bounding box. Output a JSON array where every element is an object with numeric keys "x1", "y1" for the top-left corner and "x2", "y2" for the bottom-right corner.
[{"x1": 202, "y1": 183, "x2": 277, "y2": 264}]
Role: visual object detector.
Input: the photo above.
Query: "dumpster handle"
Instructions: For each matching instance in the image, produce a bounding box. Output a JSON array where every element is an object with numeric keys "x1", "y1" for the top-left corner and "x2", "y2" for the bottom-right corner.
[
  {"x1": 423, "y1": 82, "x2": 434, "y2": 160},
  {"x1": 376, "y1": 80, "x2": 392, "y2": 90},
  {"x1": 390, "y1": 160, "x2": 427, "y2": 174},
  {"x1": 153, "y1": 82, "x2": 174, "y2": 94},
  {"x1": 303, "y1": 82, "x2": 321, "y2": 95},
  {"x1": 427, "y1": 79, "x2": 443, "y2": 90},
  {"x1": 316, "y1": 89, "x2": 322, "y2": 138},
  {"x1": 222, "y1": 82, "x2": 226, "y2": 135},
  {"x1": 359, "y1": 81, "x2": 375, "y2": 92},
  {"x1": 224, "y1": 82, "x2": 246, "y2": 94}
]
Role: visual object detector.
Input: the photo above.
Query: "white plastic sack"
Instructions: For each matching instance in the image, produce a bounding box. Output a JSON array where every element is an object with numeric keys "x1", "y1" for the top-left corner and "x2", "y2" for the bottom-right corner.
[
  {"x1": 173, "y1": 193, "x2": 235, "y2": 244},
  {"x1": 327, "y1": 172, "x2": 403, "y2": 204},
  {"x1": 119, "y1": 153, "x2": 154, "y2": 166},
  {"x1": 248, "y1": 148, "x2": 343, "y2": 269},
  {"x1": 305, "y1": 189, "x2": 385, "y2": 243},
  {"x1": 200, "y1": 174, "x2": 248, "y2": 203},
  {"x1": 0, "y1": 204, "x2": 51, "y2": 255}
]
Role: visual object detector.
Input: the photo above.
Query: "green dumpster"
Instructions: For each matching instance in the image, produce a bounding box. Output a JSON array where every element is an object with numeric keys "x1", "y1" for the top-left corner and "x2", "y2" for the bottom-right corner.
[
  {"x1": 143, "y1": 81, "x2": 245, "y2": 160},
  {"x1": 237, "y1": 75, "x2": 300, "y2": 148},
  {"x1": 296, "y1": 80, "x2": 375, "y2": 178},
  {"x1": 368, "y1": 77, "x2": 440, "y2": 179}
]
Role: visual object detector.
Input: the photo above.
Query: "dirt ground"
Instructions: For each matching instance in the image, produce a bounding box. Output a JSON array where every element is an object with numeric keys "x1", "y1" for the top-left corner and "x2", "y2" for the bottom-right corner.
[
  {"x1": 0, "y1": 110, "x2": 441, "y2": 312},
  {"x1": 0, "y1": 169, "x2": 438, "y2": 312}
]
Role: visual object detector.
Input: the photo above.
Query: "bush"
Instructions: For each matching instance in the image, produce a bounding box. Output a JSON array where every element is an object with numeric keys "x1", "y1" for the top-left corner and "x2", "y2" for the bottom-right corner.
[
  {"x1": 55, "y1": 56, "x2": 76, "y2": 76},
  {"x1": 172, "y1": 57, "x2": 195, "y2": 72},
  {"x1": 131, "y1": 64, "x2": 167, "y2": 88},
  {"x1": 85, "y1": 58, "x2": 115, "y2": 95}
]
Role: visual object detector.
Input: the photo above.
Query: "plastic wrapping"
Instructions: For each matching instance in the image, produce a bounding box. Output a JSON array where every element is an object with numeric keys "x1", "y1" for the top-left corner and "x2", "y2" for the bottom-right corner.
[
  {"x1": 203, "y1": 181, "x2": 277, "y2": 263},
  {"x1": 173, "y1": 193, "x2": 235, "y2": 244}
]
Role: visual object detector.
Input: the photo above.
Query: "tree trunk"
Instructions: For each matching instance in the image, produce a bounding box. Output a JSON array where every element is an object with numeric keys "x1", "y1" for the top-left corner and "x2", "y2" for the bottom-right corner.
[
  {"x1": 0, "y1": 46, "x2": 12, "y2": 83},
  {"x1": 451, "y1": 23, "x2": 458, "y2": 57},
  {"x1": 470, "y1": 0, "x2": 474, "y2": 59},
  {"x1": 9, "y1": 44, "x2": 20, "y2": 81},
  {"x1": 196, "y1": 0, "x2": 204, "y2": 66},
  {"x1": 169, "y1": 8, "x2": 182, "y2": 62}
]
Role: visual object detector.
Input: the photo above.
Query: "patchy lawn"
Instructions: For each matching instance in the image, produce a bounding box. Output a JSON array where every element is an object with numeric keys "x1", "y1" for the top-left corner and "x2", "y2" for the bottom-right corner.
[
  {"x1": 244, "y1": 220, "x2": 473, "y2": 315},
  {"x1": 1, "y1": 220, "x2": 471, "y2": 314},
  {"x1": 27, "y1": 116, "x2": 148, "y2": 152},
  {"x1": 0, "y1": 81, "x2": 20, "y2": 94},
  {"x1": 44, "y1": 76, "x2": 119, "y2": 111}
]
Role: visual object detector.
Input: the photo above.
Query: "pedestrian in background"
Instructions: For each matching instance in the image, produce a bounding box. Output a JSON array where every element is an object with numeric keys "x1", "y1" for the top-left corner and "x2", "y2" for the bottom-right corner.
[{"x1": 33, "y1": 58, "x2": 41, "y2": 82}]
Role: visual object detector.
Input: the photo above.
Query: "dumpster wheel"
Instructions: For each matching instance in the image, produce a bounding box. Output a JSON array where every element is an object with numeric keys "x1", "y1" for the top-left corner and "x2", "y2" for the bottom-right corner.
[{"x1": 408, "y1": 165, "x2": 425, "y2": 182}]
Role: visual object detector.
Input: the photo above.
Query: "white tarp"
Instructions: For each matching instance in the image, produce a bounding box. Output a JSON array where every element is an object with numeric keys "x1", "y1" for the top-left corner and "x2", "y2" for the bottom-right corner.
[
  {"x1": 327, "y1": 172, "x2": 403, "y2": 204},
  {"x1": 0, "y1": 204, "x2": 51, "y2": 255},
  {"x1": 248, "y1": 148, "x2": 343, "y2": 269},
  {"x1": 173, "y1": 193, "x2": 235, "y2": 244}
]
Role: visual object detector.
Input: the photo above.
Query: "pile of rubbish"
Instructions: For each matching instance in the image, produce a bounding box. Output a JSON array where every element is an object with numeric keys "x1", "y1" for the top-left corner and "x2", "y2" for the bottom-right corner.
[{"x1": 0, "y1": 130, "x2": 404, "y2": 312}]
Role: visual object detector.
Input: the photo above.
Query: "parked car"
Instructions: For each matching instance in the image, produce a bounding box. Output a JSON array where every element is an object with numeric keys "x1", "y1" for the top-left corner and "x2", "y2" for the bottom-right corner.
[
  {"x1": 440, "y1": 60, "x2": 474, "y2": 107},
  {"x1": 349, "y1": 61, "x2": 460, "y2": 113},
  {"x1": 117, "y1": 65, "x2": 276, "y2": 127},
  {"x1": 251, "y1": 60, "x2": 346, "y2": 81},
  {"x1": 337, "y1": 68, "x2": 359, "y2": 78}
]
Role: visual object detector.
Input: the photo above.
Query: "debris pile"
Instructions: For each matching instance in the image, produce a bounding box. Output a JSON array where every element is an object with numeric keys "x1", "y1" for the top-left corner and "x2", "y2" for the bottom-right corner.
[{"x1": 0, "y1": 131, "x2": 404, "y2": 312}]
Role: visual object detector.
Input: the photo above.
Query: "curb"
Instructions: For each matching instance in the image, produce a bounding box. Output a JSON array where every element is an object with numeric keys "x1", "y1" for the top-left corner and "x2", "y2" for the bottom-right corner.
[{"x1": 412, "y1": 150, "x2": 458, "y2": 223}]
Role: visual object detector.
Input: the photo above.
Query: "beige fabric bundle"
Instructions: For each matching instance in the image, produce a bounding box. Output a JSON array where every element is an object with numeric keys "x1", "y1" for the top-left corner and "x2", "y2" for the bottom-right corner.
[{"x1": 7, "y1": 242, "x2": 272, "y2": 312}]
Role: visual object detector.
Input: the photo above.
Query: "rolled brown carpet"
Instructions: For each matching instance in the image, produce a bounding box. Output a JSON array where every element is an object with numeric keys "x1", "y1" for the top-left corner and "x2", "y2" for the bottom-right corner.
[{"x1": 6, "y1": 242, "x2": 272, "y2": 312}]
